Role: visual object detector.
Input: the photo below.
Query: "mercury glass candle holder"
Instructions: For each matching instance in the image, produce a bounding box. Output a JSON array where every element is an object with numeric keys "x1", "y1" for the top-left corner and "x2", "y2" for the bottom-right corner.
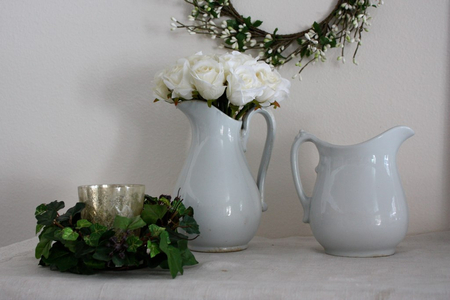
[{"x1": 78, "y1": 184, "x2": 145, "y2": 228}]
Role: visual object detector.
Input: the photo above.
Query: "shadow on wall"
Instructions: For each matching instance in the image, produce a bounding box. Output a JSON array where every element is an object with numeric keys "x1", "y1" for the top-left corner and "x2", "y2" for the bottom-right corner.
[{"x1": 78, "y1": 64, "x2": 189, "y2": 194}]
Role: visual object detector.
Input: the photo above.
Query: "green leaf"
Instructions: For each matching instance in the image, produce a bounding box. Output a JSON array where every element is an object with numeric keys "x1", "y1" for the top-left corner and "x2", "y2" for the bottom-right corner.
[
  {"x1": 90, "y1": 223, "x2": 108, "y2": 234},
  {"x1": 35, "y1": 201, "x2": 65, "y2": 226},
  {"x1": 319, "y1": 36, "x2": 329, "y2": 46},
  {"x1": 62, "y1": 228, "x2": 79, "y2": 241},
  {"x1": 148, "y1": 224, "x2": 166, "y2": 237},
  {"x1": 36, "y1": 210, "x2": 58, "y2": 226},
  {"x1": 35, "y1": 204, "x2": 47, "y2": 216},
  {"x1": 252, "y1": 20, "x2": 263, "y2": 28},
  {"x1": 159, "y1": 231, "x2": 183, "y2": 278},
  {"x1": 40, "y1": 226, "x2": 60, "y2": 240},
  {"x1": 159, "y1": 197, "x2": 171, "y2": 207},
  {"x1": 144, "y1": 194, "x2": 158, "y2": 205},
  {"x1": 42, "y1": 244, "x2": 78, "y2": 272},
  {"x1": 313, "y1": 21, "x2": 322, "y2": 35},
  {"x1": 35, "y1": 239, "x2": 52, "y2": 259},
  {"x1": 76, "y1": 219, "x2": 92, "y2": 229},
  {"x1": 148, "y1": 241, "x2": 161, "y2": 258},
  {"x1": 127, "y1": 216, "x2": 146, "y2": 231},
  {"x1": 126, "y1": 235, "x2": 143, "y2": 253},
  {"x1": 226, "y1": 19, "x2": 238, "y2": 29},
  {"x1": 243, "y1": 16, "x2": 252, "y2": 27},
  {"x1": 92, "y1": 247, "x2": 112, "y2": 262},
  {"x1": 142, "y1": 204, "x2": 168, "y2": 225},
  {"x1": 178, "y1": 240, "x2": 198, "y2": 266},
  {"x1": 35, "y1": 224, "x2": 45, "y2": 235},
  {"x1": 57, "y1": 202, "x2": 85, "y2": 222},
  {"x1": 113, "y1": 215, "x2": 146, "y2": 231},
  {"x1": 112, "y1": 254, "x2": 125, "y2": 267},
  {"x1": 84, "y1": 223, "x2": 108, "y2": 247},
  {"x1": 113, "y1": 215, "x2": 132, "y2": 230},
  {"x1": 83, "y1": 257, "x2": 105, "y2": 270},
  {"x1": 180, "y1": 215, "x2": 200, "y2": 234},
  {"x1": 159, "y1": 231, "x2": 171, "y2": 249},
  {"x1": 46, "y1": 201, "x2": 65, "y2": 212}
]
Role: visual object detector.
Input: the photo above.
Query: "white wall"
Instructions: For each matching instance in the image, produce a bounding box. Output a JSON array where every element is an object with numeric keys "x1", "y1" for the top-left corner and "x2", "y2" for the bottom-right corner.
[{"x1": 1, "y1": 0, "x2": 449, "y2": 247}]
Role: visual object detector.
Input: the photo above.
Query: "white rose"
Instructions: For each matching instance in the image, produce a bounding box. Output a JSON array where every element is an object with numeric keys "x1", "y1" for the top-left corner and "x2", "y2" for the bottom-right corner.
[
  {"x1": 254, "y1": 63, "x2": 291, "y2": 105},
  {"x1": 190, "y1": 56, "x2": 226, "y2": 100},
  {"x1": 226, "y1": 65, "x2": 264, "y2": 106},
  {"x1": 219, "y1": 51, "x2": 258, "y2": 77},
  {"x1": 162, "y1": 58, "x2": 194, "y2": 99},
  {"x1": 153, "y1": 72, "x2": 173, "y2": 103}
]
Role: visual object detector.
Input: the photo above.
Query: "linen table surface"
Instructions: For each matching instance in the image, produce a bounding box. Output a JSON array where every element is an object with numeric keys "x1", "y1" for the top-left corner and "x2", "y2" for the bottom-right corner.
[{"x1": 1, "y1": 231, "x2": 449, "y2": 300}]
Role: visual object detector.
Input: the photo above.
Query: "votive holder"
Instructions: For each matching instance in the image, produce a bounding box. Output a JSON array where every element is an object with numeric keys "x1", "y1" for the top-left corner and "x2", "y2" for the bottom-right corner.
[{"x1": 78, "y1": 184, "x2": 145, "y2": 228}]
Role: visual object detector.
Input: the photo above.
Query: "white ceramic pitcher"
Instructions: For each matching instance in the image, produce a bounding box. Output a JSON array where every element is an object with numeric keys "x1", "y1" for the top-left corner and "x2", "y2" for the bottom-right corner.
[
  {"x1": 175, "y1": 100, "x2": 275, "y2": 252},
  {"x1": 291, "y1": 126, "x2": 414, "y2": 257}
]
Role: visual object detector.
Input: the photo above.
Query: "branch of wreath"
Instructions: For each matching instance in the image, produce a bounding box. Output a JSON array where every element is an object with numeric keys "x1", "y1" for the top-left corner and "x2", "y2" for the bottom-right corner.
[{"x1": 171, "y1": 0, "x2": 383, "y2": 78}]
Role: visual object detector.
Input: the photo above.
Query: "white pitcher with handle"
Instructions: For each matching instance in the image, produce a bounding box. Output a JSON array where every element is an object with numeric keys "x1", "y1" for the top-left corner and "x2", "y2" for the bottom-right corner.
[
  {"x1": 175, "y1": 100, "x2": 275, "y2": 252},
  {"x1": 291, "y1": 126, "x2": 414, "y2": 257}
]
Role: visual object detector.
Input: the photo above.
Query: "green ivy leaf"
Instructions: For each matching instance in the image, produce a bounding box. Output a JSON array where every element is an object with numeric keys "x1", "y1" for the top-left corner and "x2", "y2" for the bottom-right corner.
[
  {"x1": 85, "y1": 223, "x2": 108, "y2": 247},
  {"x1": 142, "y1": 204, "x2": 167, "y2": 225},
  {"x1": 127, "y1": 216, "x2": 146, "y2": 231},
  {"x1": 35, "y1": 204, "x2": 47, "y2": 216},
  {"x1": 159, "y1": 197, "x2": 171, "y2": 207},
  {"x1": 180, "y1": 215, "x2": 200, "y2": 234},
  {"x1": 178, "y1": 240, "x2": 198, "y2": 266},
  {"x1": 57, "y1": 202, "x2": 85, "y2": 222},
  {"x1": 148, "y1": 224, "x2": 166, "y2": 237},
  {"x1": 41, "y1": 243, "x2": 78, "y2": 272},
  {"x1": 76, "y1": 219, "x2": 92, "y2": 229},
  {"x1": 159, "y1": 231, "x2": 183, "y2": 278},
  {"x1": 90, "y1": 223, "x2": 107, "y2": 234},
  {"x1": 113, "y1": 215, "x2": 146, "y2": 231},
  {"x1": 148, "y1": 241, "x2": 161, "y2": 258},
  {"x1": 92, "y1": 247, "x2": 112, "y2": 262},
  {"x1": 159, "y1": 231, "x2": 171, "y2": 249},
  {"x1": 35, "y1": 239, "x2": 52, "y2": 259},
  {"x1": 113, "y1": 215, "x2": 132, "y2": 230},
  {"x1": 62, "y1": 228, "x2": 79, "y2": 241},
  {"x1": 46, "y1": 201, "x2": 65, "y2": 212},
  {"x1": 126, "y1": 235, "x2": 143, "y2": 253},
  {"x1": 35, "y1": 224, "x2": 45, "y2": 235},
  {"x1": 36, "y1": 210, "x2": 57, "y2": 226},
  {"x1": 83, "y1": 257, "x2": 105, "y2": 270}
]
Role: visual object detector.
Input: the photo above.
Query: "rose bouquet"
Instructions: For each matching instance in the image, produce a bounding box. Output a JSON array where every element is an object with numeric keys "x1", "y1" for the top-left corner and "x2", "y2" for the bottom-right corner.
[{"x1": 153, "y1": 51, "x2": 290, "y2": 120}]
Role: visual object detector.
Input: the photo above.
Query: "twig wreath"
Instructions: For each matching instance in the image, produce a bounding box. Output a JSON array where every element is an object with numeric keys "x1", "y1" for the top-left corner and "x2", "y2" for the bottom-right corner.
[{"x1": 171, "y1": 0, "x2": 383, "y2": 78}]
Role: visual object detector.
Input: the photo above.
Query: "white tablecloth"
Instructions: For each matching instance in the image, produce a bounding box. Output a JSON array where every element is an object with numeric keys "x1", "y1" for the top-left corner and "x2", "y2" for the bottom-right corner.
[{"x1": 1, "y1": 231, "x2": 449, "y2": 300}]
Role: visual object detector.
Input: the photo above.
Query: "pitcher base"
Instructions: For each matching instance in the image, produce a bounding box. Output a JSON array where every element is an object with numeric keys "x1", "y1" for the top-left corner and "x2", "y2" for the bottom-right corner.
[
  {"x1": 324, "y1": 248, "x2": 396, "y2": 258},
  {"x1": 189, "y1": 244, "x2": 248, "y2": 253}
]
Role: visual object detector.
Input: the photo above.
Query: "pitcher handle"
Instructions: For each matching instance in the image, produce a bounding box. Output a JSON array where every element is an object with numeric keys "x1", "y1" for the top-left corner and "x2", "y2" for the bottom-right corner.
[
  {"x1": 241, "y1": 108, "x2": 276, "y2": 212},
  {"x1": 290, "y1": 130, "x2": 319, "y2": 223}
]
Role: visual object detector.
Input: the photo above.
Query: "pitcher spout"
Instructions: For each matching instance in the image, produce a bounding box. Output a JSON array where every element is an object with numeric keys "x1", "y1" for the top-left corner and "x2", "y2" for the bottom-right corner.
[{"x1": 376, "y1": 126, "x2": 415, "y2": 151}]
